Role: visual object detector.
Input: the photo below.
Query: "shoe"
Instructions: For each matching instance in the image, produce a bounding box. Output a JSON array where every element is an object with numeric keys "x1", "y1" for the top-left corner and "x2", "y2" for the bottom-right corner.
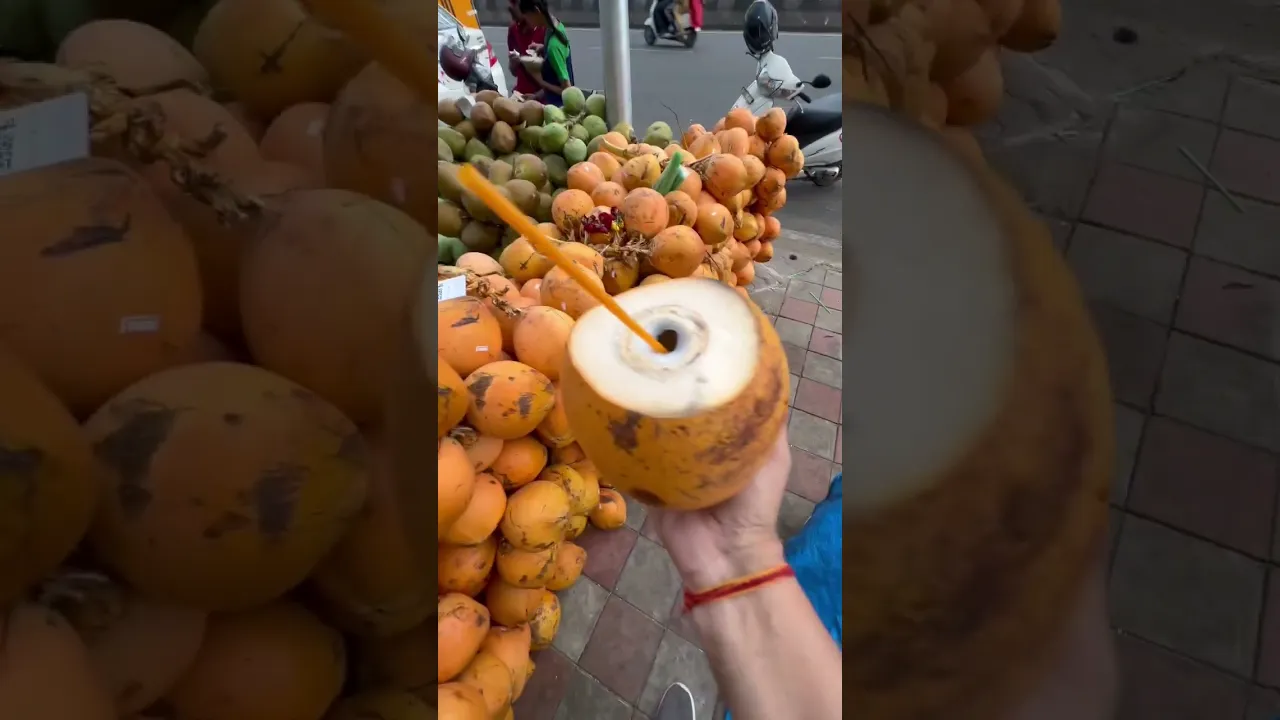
[{"x1": 655, "y1": 681, "x2": 697, "y2": 720}]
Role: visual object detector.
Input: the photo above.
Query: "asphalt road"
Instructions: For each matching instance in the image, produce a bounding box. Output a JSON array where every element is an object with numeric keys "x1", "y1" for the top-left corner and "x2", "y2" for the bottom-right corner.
[{"x1": 484, "y1": 27, "x2": 844, "y2": 240}]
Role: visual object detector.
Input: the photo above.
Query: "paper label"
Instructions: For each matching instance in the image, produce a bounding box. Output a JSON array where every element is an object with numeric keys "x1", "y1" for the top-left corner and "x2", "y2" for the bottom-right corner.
[
  {"x1": 438, "y1": 276, "x2": 467, "y2": 302},
  {"x1": 0, "y1": 93, "x2": 90, "y2": 178},
  {"x1": 119, "y1": 315, "x2": 161, "y2": 334}
]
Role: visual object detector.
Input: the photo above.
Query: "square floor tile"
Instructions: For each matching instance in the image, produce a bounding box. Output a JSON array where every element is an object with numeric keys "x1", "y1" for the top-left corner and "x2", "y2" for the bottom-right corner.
[
  {"x1": 780, "y1": 297, "x2": 819, "y2": 324},
  {"x1": 819, "y1": 287, "x2": 841, "y2": 311},
  {"x1": 637, "y1": 630, "x2": 719, "y2": 718},
  {"x1": 1109, "y1": 515, "x2": 1265, "y2": 676},
  {"x1": 555, "y1": 666, "x2": 633, "y2": 720},
  {"x1": 1082, "y1": 163, "x2": 1204, "y2": 248},
  {"x1": 774, "y1": 317, "x2": 813, "y2": 348},
  {"x1": 640, "y1": 513, "x2": 663, "y2": 547},
  {"x1": 614, "y1": 536, "x2": 682, "y2": 623},
  {"x1": 514, "y1": 647, "x2": 576, "y2": 717},
  {"x1": 1157, "y1": 332, "x2": 1280, "y2": 453},
  {"x1": 552, "y1": 577, "x2": 610, "y2": 662},
  {"x1": 577, "y1": 525, "x2": 639, "y2": 591},
  {"x1": 578, "y1": 595, "x2": 667, "y2": 704},
  {"x1": 1090, "y1": 303, "x2": 1170, "y2": 410},
  {"x1": 793, "y1": 377, "x2": 840, "y2": 423},
  {"x1": 1225, "y1": 77, "x2": 1280, "y2": 140},
  {"x1": 623, "y1": 493, "x2": 648, "y2": 533},
  {"x1": 788, "y1": 410, "x2": 837, "y2": 460},
  {"x1": 801, "y1": 352, "x2": 841, "y2": 388},
  {"x1": 1109, "y1": 508, "x2": 1124, "y2": 565},
  {"x1": 1176, "y1": 257, "x2": 1280, "y2": 361},
  {"x1": 785, "y1": 279, "x2": 824, "y2": 302},
  {"x1": 1102, "y1": 106, "x2": 1219, "y2": 182},
  {"x1": 984, "y1": 133, "x2": 1100, "y2": 219},
  {"x1": 665, "y1": 588, "x2": 702, "y2": 649},
  {"x1": 794, "y1": 266, "x2": 827, "y2": 285},
  {"x1": 1196, "y1": 191, "x2": 1280, "y2": 279},
  {"x1": 1115, "y1": 632, "x2": 1250, "y2": 719},
  {"x1": 834, "y1": 426, "x2": 842, "y2": 464},
  {"x1": 1256, "y1": 570, "x2": 1280, "y2": 687},
  {"x1": 1129, "y1": 63, "x2": 1230, "y2": 123},
  {"x1": 1068, "y1": 224, "x2": 1188, "y2": 324},
  {"x1": 1112, "y1": 403, "x2": 1147, "y2": 506},
  {"x1": 778, "y1": 490, "x2": 816, "y2": 540},
  {"x1": 1042, "y1": 214, "x2": 1075, "y2": 253},
  {"x1": 782, "y1": 342, "x2": 808, "y2": 372},
  {"x1": 1128, "y1": 415, "x2": 1277, "y2": 557},
  {"x1": 788, "y1": 447, "x2": 835, "y2": 503},
  {"x1": 824, "y1": 270, "x2": 842, "y2": 290},
  {"x1": 808, "y1": 328, "x2": 841, "y2": 360},
  {"x1": 1210, "y1": 130, "x2": 1280, "y2": 204},
  {"x1": 814, "y1": 307, "x2": 842, "y2": 333},
  {"x1": 787, "y1": 373, "x2": 799, "y2": 406}
]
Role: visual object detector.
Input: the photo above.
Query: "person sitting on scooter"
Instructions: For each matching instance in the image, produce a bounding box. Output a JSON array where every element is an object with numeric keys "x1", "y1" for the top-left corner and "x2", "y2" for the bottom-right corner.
[
  {"x1": 742, "y1": 0, "x2": 779, "y2": 58},
  {"x1": 518, "y1": 0, "x2": 575, "y2": 107},
  {"x1": 655, "y1": 0, "x2": 677, "y2": 33}
]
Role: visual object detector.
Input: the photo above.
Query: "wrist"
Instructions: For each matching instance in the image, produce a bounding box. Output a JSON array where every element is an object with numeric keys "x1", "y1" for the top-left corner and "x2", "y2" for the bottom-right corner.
[{"x1": 679, "y1": 534, "x2": 786, "y2": 592}]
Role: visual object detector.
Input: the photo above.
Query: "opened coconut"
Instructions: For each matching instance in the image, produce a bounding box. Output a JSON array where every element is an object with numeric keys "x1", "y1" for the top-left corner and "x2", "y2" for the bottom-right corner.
[
  {"x1": 559, "y1": 279, "x2": 789, "y2": 509},
  {"x1": 834, "y1": 103, "x2": 1112, "y2": 717}
]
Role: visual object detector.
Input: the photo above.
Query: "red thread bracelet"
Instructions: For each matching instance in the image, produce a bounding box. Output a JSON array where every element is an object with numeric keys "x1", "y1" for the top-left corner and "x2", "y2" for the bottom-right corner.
[{"x1": 683, "y1": 564, "x2": 796, "y2": 613}]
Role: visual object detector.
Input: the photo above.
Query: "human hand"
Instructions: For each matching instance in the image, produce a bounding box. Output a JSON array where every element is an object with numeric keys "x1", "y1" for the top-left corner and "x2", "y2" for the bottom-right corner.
[{"x1": 652, "y1": 431, "x2": 791, "y2": 591}]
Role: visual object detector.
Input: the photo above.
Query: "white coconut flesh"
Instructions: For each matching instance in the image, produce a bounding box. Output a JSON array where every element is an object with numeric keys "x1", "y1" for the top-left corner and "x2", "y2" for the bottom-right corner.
[
  {"x1": 842, "y1": 104, "x2": 1018, "y2": 514},
  {"x1": 568, "y1": 279, "x2": 760, "y2": 419}
]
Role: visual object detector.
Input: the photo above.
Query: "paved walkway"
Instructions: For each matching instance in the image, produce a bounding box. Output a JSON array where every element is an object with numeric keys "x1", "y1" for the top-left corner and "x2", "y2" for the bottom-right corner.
[{"x1": 513, "y1": 42, "x2": 1280, "y2": 720}]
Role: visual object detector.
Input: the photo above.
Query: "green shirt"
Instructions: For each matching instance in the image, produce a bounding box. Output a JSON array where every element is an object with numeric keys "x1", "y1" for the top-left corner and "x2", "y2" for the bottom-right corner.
[{"x1": 545, "y1": 22, "x2": 571, "y2": 85}]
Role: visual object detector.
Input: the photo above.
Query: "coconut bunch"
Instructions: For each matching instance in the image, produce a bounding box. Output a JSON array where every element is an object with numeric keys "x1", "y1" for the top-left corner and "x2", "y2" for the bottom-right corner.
[
  {"x1": 437, "y1": 286, "x2": 634, "y2": 718},
  {"x1": 438, "y1": 105, "x2": 801, "y2": 298},
  {"x1": 845, "y1": 0, "x2": 1062, "y2": 156}
]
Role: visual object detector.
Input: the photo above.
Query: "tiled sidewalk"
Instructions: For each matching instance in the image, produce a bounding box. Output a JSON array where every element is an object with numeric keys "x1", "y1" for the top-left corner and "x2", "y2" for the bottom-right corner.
[
  {"x1": 511, "y1": 268, "x2": 843, "y2": 720},
  {"x1": 1019, "y1": 70, "x2": 1280, "y2": 718}
]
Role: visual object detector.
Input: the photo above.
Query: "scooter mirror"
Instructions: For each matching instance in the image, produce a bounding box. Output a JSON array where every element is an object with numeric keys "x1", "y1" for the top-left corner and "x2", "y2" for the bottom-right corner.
[{"x1": 811, "y1": 74, "x2": 832, "y2": 89}]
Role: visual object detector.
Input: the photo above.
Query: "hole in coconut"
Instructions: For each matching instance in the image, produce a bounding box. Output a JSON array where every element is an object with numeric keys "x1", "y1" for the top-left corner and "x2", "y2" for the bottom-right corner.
[{"x1": 657, "y1": 329, "x2": 680, "y2": 352}]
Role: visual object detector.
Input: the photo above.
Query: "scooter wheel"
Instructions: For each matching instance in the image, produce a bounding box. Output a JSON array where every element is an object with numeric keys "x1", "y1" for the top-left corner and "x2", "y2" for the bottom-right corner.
[
  {"x1": 644, "y1": 26, "x2": 657, "y2": 45},
  {"x1": 682, "y1": 31, "x2": 697, "y2": 48}
]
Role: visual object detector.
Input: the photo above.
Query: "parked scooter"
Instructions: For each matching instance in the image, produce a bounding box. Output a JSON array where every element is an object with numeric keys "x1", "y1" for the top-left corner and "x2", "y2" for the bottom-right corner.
[
  {"x1": 643, "y1": 0, "x2": 698, "y2": 48},
  {"x1": 731, "y1": 50, "x2": 841, "y2": 186}
]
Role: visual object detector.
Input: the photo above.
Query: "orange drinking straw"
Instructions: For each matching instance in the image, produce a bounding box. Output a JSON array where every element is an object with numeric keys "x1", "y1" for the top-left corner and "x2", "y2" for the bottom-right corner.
[{"x1": 457, "y1": 166, "x2": 670, "y2": 355}]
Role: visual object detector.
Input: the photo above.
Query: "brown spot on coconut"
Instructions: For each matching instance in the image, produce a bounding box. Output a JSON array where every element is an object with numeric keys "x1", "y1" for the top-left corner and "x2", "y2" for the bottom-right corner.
[
  {"x1": 0, "y1": 349, "x2": 98, "y2": 606},
  {"x1": 464, "y1": 361, "x2": 555, "y2": 440},
  {"x1": 437, "y1": 535, "x2": 498, "y2": 597},
  {"x1": 829, "y1": 104, "x2": 1112, "y2": 716},
  {"x1": 84, "y1": 362, "x2": 370, "y2": 611},
  {"x1": 528, "y1": 591, "x2": 561, "y2": 650},
  {"x1": 539, "y1": 463, "x2": 597, "y2": 516},
  {"x1": 494, "y1": 539, "x2": 558, "y2": 588},
  {"x1": 560, "y1": 280, "x2": 790, "y2": 510},
  {"x1": 500, "y1": 480, "x2": 571, "y2": 552}
]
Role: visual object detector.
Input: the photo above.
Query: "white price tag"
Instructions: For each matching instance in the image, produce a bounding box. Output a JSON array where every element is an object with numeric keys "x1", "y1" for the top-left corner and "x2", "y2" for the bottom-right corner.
[
  {"x1": 438, "y1": 276, "x2": 467, "y2": 302},
  {"x1": 0, "y1": 93, "x2": 90, "y2": 178}
]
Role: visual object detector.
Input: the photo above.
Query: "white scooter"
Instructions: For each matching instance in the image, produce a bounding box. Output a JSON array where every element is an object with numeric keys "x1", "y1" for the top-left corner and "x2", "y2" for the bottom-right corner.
[
  {"x1": 643, "y1": 0, "x2": 698, "y2": 48},
  {"x1": 731, "y1": 51, "x2": 841, "y2": 186}
]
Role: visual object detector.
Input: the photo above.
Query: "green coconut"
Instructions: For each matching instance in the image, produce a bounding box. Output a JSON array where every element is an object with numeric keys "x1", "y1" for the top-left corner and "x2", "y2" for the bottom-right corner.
[
  {"x1": 568, "y1": 124, "x2": 589, "y2": 143},
  {"x1": 454, "y1": 119, "x2": 477, "y2": 140},
  {"x1": 439, "y1": 99, "x2": 465, "y2": 125},
  {"x1": 438, "y1": 199, "x2": 466, "y2": 237},
  {"x1": 520, "y1": 100, "x2": 545, "y2": 126},
  {"x1": 440, "y1": 126, "x2": 467, "y2": 157},
  {"x1": 540, "y1": 123, "x2": 569, "y2": 154},
  {"x1": 542, "y1": 154, "x2": 569, "y2": 187},
  {"x1": 470, "y1": 103, "x2": 497, "y2": 135},
  {"x1": 488, "y1": 160, "x2": 514, "y2": 185},
  {"x1": 543, "y1": 105, "x2": 566, "y2": 125},
  {"x1": 535, "y1": 193, "x2": 553, "y2": 222},
  {"x1": 488, "y1": 121, "x2": 517, "y2": 155},
  {"x1": 513, "y1": 154, "x2": 548, "y2": 187},
  {"x1": 585, "y1": 93, "x2": 608, "y2": 119},
  {"x1": 612, "y1": 121, "x2": 634, "y2": 141},
  {"x1": 562, "y1": 87, "x2": 587, "y2": 115},
  {"x1": 463, "y1": 137, "x2": 493, "y2": 162},
  {"x1": 582, "y1": 115, "x2": 608, "y2": 139},
  {"x1": 460, "y1": 220, "x2": 502, "y2": 253},
  {"x1": 438, "y1": 138, "x2": 453, "y2": 162},
  {"x1": 644, "y1": 121, "x2": 673, "y2": 148},
  {"x1": 505, "y1": 179, "x2": 540, "y2": 216},
  {"x1": 562, "y1": 138, "x2": 588, "y2": 165}
]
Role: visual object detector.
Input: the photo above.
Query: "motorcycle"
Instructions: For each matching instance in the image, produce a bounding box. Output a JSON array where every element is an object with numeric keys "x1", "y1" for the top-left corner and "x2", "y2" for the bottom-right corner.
[
  {"x1": 731, "y1": 50, "x2": 841, "y2": 186},
  {"x1": 439, "y1": 32, "x2": 501, "y2": 101},
  {"x1": 643, "y1": 0, "x2": 698, "y2": 48}
]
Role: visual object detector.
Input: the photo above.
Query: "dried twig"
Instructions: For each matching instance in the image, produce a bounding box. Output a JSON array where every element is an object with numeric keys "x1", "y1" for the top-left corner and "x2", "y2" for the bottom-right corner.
[{"x1": 1178, "y1": 145, "x2": 1246, "y2": 213}]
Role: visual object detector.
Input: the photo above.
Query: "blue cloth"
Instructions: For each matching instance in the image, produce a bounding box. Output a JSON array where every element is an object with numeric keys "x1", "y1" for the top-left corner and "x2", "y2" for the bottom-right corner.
[{"x1": 725, "y1": 473, "x2": 843, "y2": 720}]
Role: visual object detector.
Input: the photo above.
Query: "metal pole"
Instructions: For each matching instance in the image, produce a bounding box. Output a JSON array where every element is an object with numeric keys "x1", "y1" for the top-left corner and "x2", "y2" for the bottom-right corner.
[{"x1": 599, "y1": 0, "x2": 633, "y2": 130}]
